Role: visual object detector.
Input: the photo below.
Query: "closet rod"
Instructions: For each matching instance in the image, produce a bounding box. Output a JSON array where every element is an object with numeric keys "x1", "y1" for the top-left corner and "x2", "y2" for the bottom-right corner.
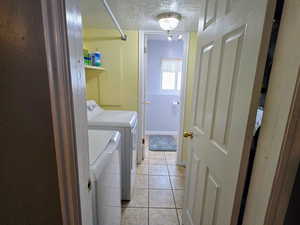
[{"x1": 102, "y1": 0, "x2": 127, "y2": 41}]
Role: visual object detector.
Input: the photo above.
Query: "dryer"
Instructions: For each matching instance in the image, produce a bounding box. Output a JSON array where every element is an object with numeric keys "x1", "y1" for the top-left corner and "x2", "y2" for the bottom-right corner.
[
  {"x1": 89, "y1": 130, "x2": 121, "y2": 225},
  {"x1": 87, "y1": 100, "x2": 138, "y2": 200}
]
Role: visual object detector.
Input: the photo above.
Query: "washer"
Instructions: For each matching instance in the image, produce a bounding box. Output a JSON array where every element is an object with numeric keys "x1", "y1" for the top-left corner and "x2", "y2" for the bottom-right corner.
[
  {"x1": 89, "y1": 130, "x2": 121, "y2": 225},
  {"x1": 87, "y1": 100, "x2": 138, "y2": 200}
]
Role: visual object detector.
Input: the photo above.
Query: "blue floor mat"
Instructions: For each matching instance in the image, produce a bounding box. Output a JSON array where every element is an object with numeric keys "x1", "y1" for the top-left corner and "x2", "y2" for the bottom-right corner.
[{"x1": 149, "y1": 135, "x2": 177, "y2": 151}]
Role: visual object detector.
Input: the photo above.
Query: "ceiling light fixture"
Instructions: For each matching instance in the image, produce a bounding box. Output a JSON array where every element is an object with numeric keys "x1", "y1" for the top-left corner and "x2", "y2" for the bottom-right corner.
[{"x1": 157, "y1": 12, "x2": 182, "y2": 31}]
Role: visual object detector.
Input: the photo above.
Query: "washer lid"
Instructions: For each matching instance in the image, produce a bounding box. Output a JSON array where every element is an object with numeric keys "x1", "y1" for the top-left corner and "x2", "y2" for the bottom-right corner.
[
  {"x1": 88, "y1": 130, "x2": 115, "y2": 165},
  {"x1": 88, "y1": 110, "x2": 137, "y2": 128}
]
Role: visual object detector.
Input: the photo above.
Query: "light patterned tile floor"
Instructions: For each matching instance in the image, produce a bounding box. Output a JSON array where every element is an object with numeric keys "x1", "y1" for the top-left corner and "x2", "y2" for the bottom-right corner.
[
  {"x1": 121, "y1": 136, "x2": 186, "y2": 225},
  {"x1": 149, "y1": 175, "x2": 172, "y2": 189}
]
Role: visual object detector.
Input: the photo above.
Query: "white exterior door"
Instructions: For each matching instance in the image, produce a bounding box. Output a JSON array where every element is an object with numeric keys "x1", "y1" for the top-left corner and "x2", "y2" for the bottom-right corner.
[{"x1": 183, "y1": 0, "x2": 274, "y2": 225}]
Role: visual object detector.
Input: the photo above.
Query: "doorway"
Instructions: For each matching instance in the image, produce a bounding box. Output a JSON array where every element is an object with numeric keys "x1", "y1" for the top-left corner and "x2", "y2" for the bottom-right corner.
[{"x1": 139, "y1": 31, "x2": 189, "y2": 165}]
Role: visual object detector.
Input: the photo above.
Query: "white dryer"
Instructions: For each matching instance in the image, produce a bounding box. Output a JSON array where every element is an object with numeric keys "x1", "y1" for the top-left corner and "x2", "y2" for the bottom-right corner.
[
  {"x1": 87, "y1": 100, "x2": 138, "y2": 200},
  {"x1": 89, "y1": 130, "x2": 121, "y2": 225}
]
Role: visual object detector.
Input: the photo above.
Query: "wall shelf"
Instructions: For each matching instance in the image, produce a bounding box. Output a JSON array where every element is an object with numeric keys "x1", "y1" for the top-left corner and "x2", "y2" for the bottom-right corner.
[{"x1": 84, "y1": 65, "x2": 105, "y2": 71}]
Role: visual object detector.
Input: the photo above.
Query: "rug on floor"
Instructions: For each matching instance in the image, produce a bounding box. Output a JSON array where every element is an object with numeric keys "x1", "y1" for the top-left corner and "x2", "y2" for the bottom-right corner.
[{"x1": 149, "y1": 135, "x2": 177, "y2": 151}]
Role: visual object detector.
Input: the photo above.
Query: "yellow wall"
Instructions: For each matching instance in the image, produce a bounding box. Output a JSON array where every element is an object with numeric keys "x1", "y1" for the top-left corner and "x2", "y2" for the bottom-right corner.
[
  {"x1": 83, "y1": 29, "x2": 139, "y2": 111},
  {"x1": 84, "y1": 28, "x2": 198, "y2": 162},
  {"x1": 181, "y1": 32, "x2": 198, "y2": 162}
]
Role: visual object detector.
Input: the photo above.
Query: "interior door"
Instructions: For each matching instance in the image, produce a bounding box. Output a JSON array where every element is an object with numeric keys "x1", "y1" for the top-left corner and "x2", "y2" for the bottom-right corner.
[{"x1": 183, "y1": 0, "x2": 274, "y2": 225}]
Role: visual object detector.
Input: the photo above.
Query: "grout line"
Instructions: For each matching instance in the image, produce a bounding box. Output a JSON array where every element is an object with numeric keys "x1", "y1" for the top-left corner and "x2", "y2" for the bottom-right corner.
[
  {"x1": 148, "y1": 188, "x2": 173, "y2": 190},
  {"x1": 169, "y1": 172, "x2": 181, "y2": 225},
  {"x1": 148, "y1": 206, "x2": 180, "y2": 209},
  {"x1": 122, "y1": 206, "x2": 149, "y2": 209}
]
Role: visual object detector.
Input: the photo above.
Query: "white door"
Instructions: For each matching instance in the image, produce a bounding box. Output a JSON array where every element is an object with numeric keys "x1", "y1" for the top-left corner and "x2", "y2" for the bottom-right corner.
[{"x1": 183, "y1": 0, "x2": 274, "y2": 224}]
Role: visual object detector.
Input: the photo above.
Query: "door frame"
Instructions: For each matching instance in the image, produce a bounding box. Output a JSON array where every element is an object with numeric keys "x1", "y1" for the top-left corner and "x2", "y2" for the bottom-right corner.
[
  {"x1": 243, "y1": 57, "x2": 300, "y2": 225},
  {"x1": 264, "y1": 70, "x2": 300, "y2": 225},
  {"x1": 242, "y1": 0, "x2": 300, "y2": 223},
  {"x1": 41, "y1": 0, "x2": 92, "y2": 224},
  {"x1": 138, "y1": 30, "x2": 190, "y2": 165}
]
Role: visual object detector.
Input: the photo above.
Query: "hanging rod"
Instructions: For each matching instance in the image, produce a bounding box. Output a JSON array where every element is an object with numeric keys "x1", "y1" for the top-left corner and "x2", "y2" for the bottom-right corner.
[{"x1": 102, "y1": 0, "x2": 127, "y2": 41}]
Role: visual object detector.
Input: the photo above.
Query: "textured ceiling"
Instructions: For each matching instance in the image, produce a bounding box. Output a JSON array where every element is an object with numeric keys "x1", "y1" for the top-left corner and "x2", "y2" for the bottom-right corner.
[{"x1": 80, "y1": 0, "x2": 201, "y2": 32}]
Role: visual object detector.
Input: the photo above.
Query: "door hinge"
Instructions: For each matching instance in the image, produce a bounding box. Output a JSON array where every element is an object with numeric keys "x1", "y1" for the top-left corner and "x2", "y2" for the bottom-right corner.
[{"x1": 142, "y1": 138, "x2": 145, "y2": 145}]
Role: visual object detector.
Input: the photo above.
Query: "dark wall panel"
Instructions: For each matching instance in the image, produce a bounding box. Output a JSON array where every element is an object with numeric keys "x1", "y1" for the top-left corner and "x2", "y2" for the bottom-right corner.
[{"x1": 0, "y1": 1, "x2": 63, "y2": 224}]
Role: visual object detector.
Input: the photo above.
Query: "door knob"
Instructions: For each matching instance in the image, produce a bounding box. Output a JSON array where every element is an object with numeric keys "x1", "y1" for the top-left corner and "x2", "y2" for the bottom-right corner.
[{"x1": 183, "y1": 131, "x2": 194, "y2": 139}]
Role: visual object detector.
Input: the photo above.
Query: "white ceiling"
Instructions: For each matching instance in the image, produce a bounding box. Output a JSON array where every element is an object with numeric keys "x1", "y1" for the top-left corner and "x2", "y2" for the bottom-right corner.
[{"x1": 80, "y1": 0, "x2": 201, "y2": 32}]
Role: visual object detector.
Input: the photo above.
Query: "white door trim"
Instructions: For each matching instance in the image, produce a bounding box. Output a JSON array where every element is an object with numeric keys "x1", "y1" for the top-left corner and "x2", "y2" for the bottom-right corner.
[
  {"x1": 41, "y1": 0, "x2": 92, "y2": 224},
  {"x1": 138, "y1": 30, "x2": 190, "y2": 165},
  {"x1": 41, "y1": 1, "x2": 81, "y2": 224},
  {"x1": 178, "y1": 32, "x2": 190, "y2": 165},
  {"x1": 138, "y1": 31, "x2": 146, "y2": 163}
]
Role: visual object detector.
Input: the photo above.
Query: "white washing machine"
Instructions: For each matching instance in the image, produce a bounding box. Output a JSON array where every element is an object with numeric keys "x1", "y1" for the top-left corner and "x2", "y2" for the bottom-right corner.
[
  {"x1": 89, "y1": 130, "x2": 121, "y2": 225},
  {"x1": 87, "y1": 100, "x2": 138, "y2": 200}
]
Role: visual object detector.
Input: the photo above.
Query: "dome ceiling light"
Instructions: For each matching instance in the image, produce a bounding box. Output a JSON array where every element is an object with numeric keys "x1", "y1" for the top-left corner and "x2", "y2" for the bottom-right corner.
[{"x1": 157, "y1": 12, "x2": 182, "y2": 31}]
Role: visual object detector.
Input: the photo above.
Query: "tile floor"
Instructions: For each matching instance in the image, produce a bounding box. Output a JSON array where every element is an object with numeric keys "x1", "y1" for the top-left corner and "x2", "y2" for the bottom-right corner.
[{"x1": 121, "y1": 143, "x2": 186, "y2": 225}]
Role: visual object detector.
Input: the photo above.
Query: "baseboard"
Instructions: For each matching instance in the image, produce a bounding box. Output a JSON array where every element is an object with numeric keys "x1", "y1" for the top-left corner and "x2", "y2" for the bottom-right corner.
[
  {"x1": 176, "y1": 160, "x2": 187, "y2": 167},
  {"x1": 145, "y1": 130, "x2": 178, "y2": 136}
]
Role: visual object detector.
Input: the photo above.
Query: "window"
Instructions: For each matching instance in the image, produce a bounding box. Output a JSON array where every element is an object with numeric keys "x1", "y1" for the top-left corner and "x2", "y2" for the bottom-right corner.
[
  {"x1": 161, "y1": 59, "x2": 183, "y2": 91},
  {"x1": 161, "y1": 72, "x2": 176, "y2": 90}
]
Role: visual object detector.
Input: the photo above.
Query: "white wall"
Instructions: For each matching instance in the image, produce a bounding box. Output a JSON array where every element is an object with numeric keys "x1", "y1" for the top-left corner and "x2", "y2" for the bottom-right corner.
[{"x1": 146, "y1": 39, "x2": 184, "y2": 134}]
